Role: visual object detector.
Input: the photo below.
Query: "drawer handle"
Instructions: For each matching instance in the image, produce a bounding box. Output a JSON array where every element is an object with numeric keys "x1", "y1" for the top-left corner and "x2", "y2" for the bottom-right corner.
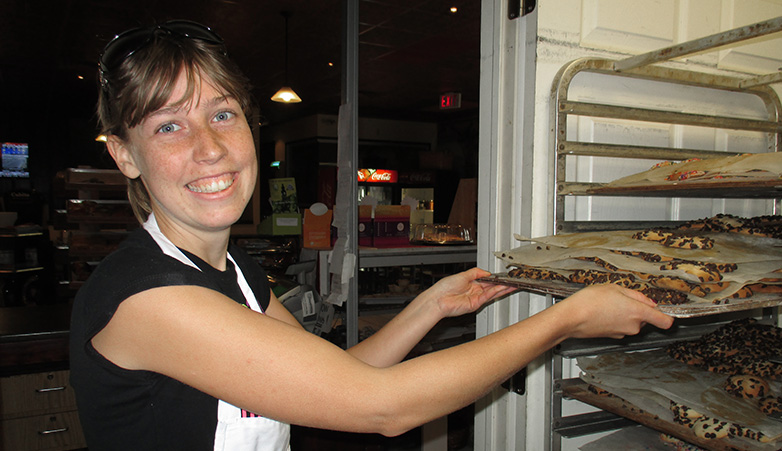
[
  {"x1": 36, "y1": 386, "x2": 66, "y2": 393},
  {"x1": 39, "y1": 427, "x2": 69, "y2": 435}
]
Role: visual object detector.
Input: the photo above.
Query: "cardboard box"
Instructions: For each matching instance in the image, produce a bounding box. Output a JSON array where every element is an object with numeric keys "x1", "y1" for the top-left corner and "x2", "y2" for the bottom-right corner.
[
  {"x1": 303, "y1": 208, "x2": 333, "y2": 249},
  {"x1": 258, "y1": 213, "x2": 302, "y2": 236},
  {"x1": 373, "y1": 205, "x2": 410, "y2": 247},
  {"x1": 358, "y1": 205, "x2": 373, "y2": 247},
  {"x1": 327, "y1": 206, "x2": 374, "y2": 246},
  {"x1": 448, "y1": 178, "x2": 477, "y2": 238}
]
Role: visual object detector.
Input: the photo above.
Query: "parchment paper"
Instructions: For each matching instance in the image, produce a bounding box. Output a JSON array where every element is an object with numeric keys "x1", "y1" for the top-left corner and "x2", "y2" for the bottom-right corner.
[
  {"x1": 578, "y1": 350, "x2": 782, "y2": 449},
  {"x1": 604, "y1": 153, "x2": 782, "y2": 188},
  {"x1": 491, "y1": 230, "x2": 782, "y2": 307},
  {"x1": 578, "y1": 425, "x2": 690, "y2": 451}
]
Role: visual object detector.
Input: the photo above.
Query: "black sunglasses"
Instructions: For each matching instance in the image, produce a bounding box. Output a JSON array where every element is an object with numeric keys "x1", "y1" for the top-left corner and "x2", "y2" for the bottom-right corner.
[{"x1": 99, "y1": 20, "x2": 226, "y2": 89}]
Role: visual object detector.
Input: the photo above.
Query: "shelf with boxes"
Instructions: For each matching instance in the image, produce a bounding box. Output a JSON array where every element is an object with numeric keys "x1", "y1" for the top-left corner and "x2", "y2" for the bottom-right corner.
[
  {"x1": 302, "y1": 204, "x2": 415, "y2": 249},
  {"x1": 303, "y1": 204, "x2": 474, "y2": 250},
  {"x1": 51, "y1": 168, "x2": 136, "y2": 300}
]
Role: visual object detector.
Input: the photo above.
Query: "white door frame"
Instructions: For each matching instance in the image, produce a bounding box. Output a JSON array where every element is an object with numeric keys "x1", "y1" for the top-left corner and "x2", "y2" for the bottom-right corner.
[{"x1": 474, "y1": 0, "x2": 540, "y2": 449}]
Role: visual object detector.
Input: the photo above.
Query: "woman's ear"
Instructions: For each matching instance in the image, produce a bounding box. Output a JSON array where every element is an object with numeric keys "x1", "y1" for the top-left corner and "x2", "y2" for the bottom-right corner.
[{"x1": 106, "y1": 135, "x2": 141, "y2": 179}]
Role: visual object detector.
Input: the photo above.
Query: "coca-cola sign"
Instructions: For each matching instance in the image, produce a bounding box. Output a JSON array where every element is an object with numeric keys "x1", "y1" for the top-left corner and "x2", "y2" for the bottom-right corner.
[
  {"x1": 398, "y1": 171, "x2": 436, "y2": 184},
  {"x1": 357, "y1": 169, "x2": 398, "y2": 183}
]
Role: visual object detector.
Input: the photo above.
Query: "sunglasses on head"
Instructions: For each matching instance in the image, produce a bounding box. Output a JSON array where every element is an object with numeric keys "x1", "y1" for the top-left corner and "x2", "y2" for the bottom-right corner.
[{"x1": 99, "y1": 20, "x2": 226, "y2": 89}]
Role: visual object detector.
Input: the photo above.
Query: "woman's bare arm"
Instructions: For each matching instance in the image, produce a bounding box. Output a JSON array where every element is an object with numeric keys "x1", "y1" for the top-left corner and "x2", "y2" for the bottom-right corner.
[
  {"x1": 346, "y1": 268, "x2": 516, "y2": 367},
  {"x1": 91, "y1": 283, "x2": 672, "y2": 436}
]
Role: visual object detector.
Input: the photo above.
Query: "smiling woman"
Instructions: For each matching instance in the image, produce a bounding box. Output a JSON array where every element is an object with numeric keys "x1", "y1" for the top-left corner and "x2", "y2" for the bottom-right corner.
[
  {"x1": 96, "y1": 20, "x2": 255, "y2": 226},
  {"x1": 105, "y1": 71, "x2": 257, "y2": 238},
  {"x1": 68, "y1": 18, "x2": 673, "y2": 451}
]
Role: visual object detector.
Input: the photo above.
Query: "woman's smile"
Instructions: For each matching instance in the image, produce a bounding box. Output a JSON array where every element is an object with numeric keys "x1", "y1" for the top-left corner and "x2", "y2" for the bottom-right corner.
[{"x1": 186, "y1": 173, "x2": 236, "y2": 194}]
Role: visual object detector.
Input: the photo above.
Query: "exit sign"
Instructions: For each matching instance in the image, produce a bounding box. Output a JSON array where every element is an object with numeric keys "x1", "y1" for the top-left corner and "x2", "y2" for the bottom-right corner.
[{"x1": 440, "y1": 92, "x2": 462, "y2": 110}]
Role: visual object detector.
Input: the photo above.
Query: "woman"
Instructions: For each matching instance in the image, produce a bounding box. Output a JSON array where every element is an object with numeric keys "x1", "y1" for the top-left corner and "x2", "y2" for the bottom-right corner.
[{"x1": 69, "y1": 20, "x2": 674, "y2": 451}]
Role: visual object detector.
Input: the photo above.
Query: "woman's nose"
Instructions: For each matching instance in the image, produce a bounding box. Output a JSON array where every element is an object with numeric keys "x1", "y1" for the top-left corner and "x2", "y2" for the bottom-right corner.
[{"x1": 193, "y1": 126, "x2": 227, "y2": 163}]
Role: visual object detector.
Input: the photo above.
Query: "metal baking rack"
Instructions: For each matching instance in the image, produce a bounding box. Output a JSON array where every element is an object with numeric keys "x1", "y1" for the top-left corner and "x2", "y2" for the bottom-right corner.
[{"x1": 546, "y1": 17, "x2": 782, "y2": 451}]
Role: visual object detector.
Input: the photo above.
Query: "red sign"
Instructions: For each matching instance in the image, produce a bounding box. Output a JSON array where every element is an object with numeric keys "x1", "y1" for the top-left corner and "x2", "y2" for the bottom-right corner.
[
  {"x1": 439, "y1": 92, "x2": 461, "y2": 110},
  {"x1": 357, "y1": 169, "x2": 398, "y2": 183}
]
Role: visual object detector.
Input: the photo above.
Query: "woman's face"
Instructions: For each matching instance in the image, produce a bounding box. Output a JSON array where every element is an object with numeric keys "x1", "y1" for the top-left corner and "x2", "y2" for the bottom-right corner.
[{"x1": 110, "y1": 70, "x2": 257, "y2": 236}]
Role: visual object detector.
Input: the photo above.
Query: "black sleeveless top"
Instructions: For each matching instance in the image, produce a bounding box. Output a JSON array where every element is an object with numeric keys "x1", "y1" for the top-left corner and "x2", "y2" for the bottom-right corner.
[{"x1": 69, "y1": 228, "x2": 270, "y2": 451}]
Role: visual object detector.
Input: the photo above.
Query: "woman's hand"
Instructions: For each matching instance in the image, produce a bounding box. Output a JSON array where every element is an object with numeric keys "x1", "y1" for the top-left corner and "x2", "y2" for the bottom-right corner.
[
  {"x1": 552, "y1": 284, "x2": 674, "y2": 340},
  {"x1": 347, "y1": 267, "x2": 515, "y2": 367},
  {"x1": 422, "y1": 267, "x2": 518, "y2": 319}
]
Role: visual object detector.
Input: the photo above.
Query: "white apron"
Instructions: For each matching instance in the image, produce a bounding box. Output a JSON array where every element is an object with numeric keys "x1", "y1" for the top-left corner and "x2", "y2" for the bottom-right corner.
[{"x1": 144, "y1": 214, "x2": 291, "y2": 451}]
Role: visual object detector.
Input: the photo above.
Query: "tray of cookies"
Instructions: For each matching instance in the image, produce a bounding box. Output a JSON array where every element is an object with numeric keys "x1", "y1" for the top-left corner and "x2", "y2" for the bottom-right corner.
[
  {"x1": 569, "y1": 319, "x2": 782, "y2": 450},
  {"x1": 482, "y1": 215, "x2": 782, "y2": 318}
]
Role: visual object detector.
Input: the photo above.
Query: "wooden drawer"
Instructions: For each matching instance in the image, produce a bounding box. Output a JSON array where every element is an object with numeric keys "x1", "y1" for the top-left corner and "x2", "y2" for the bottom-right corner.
[
  {"x1": 0, "y1": 410, "x2": 86, "y2": 451},
  {"x1": 0, "y1": 370, "x2": 77, "y2": 419}
]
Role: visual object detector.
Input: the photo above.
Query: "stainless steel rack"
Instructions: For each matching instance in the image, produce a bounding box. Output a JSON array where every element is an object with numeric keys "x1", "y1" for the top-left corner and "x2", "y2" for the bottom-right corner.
[{"x1": 546, "y1": 17, "x2": 782, "y2": 451}]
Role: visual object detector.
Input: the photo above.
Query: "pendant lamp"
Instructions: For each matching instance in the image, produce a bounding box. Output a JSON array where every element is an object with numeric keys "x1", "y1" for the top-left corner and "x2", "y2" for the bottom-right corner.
[{"x1": 271, "y1": 12, "x2": 302, "y2": 103}]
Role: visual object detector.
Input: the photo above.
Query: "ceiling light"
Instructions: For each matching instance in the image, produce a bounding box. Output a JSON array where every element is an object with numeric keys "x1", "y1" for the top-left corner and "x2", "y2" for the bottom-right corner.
[
  {"x1": 271, "y1": 87, "x2": 302, "y2": 103},
  {"x1": 450, "y1": 6, "x2": 458, "y2": 13},
  {"x1": 271, "y1": 12, "x2": 302, "y2": 104}
]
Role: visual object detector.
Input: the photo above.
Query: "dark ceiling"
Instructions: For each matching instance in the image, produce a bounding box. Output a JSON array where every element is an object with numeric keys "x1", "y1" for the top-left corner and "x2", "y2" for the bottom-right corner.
[
  {"x1": 0, "y1": 0, "x2": 481, "y2": 189},
  {"x1": 1, "y1": 0, "x2": 481, "y2": 129}
]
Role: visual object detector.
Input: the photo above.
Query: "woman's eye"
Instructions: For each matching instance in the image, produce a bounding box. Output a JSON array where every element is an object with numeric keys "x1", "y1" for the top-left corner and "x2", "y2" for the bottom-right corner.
[
  {"x1": 214, "y1": 111, "x2": 235, "y2": 123},
  {"x1": 157, "y1": 122, "x2": 182, "y2": 134}
]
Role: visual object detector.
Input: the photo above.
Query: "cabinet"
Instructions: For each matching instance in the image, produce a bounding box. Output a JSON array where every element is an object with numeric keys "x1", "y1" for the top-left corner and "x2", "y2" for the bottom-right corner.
[
  {"x1": 0, "y1": 370, "x2": 85, "y2": 451},
  {"x1": 0, "y1": 304, "x2": 84, "y2": 451}
]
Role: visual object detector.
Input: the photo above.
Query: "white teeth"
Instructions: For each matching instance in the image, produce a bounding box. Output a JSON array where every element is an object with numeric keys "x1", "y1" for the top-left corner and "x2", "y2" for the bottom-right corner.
[{"x1": 187, "y1": 177, "x2": 233, "y2": 193}]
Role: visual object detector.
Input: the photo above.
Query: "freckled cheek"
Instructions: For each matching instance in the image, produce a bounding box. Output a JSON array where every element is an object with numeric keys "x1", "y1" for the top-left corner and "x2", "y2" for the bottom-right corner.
[
  {"x1": 141, "y1": 155, "x2": 189, "y2": 190},
  {"x1": 235, "y1": 140, "x2": 258, "y2": 176},
  {"x1": 235, "y1": 134, "x2": 257, "y2": 161}
]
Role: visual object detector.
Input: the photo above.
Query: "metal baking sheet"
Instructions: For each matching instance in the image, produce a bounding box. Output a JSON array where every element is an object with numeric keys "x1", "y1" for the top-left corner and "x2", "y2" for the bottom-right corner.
[
  {"x1": 585, "y1": 179, "x2": 782, "y2": 198},
  {"x1": 574, "y1": 347, "x2": 782, "y2": 450},
  {"x1": 478, "y1": 274, "x2": 782, "y2": 318},
  {"x1": 477, "y1": 274, "x2": 580, "y2": 297},
  {"x1": 562, "y1": 379, "x2": 768, "y2": 451}
]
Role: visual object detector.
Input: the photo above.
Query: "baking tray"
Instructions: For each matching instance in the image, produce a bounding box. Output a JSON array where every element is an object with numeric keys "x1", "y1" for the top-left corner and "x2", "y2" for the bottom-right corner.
[
  {"x1": 478, "y1": 273, "x2": 782, "y2": 318},
  {"x1": 585, "y1": 179, "x2": 782, "y2": 198},
  {"x1": 562, "y1": 379, "x2": 766, "y2": 451}
]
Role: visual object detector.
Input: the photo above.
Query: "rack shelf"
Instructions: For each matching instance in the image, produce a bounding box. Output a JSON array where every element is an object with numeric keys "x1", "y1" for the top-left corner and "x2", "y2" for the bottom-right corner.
[
  {"x1": 560, "y1": 179, "x2": 782, "y2": 198},
  {"x1": 544, "y1": 19, "x2": 782, "y2": 451}
]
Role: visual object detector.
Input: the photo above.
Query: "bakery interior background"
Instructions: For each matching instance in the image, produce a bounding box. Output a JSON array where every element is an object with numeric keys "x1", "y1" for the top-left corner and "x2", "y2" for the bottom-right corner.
[{"x1": 0, "y1": 0, "x2": 481, "y2": 217}]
